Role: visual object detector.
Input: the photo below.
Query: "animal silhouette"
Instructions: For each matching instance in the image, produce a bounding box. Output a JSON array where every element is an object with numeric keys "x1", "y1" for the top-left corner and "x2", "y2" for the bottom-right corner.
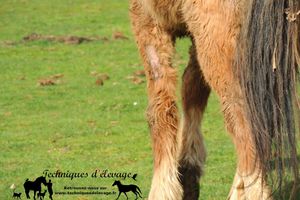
[
  {"x1": 112, "y1": 180, "x2": 142, "y2": 199},
  {"x1": 46, "y1": 180, "x2": 53, "y2": 200},
  {"x1": 12, "y1": 192, "x2": 22, "y2": 199},
  {"x1": 37, "y1": 190, "x2": 47, "y2": 200},
  {"x1": 23, "y1": 176, "x2": 47, "y2": 200}
]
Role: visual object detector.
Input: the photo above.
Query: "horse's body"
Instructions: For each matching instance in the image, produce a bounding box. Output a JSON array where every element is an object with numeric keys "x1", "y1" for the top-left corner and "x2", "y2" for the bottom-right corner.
[
  {"x1": 24, "y1": 176, "x2": 47, "y2": 200},
  {"x1": 130, "y1": 0, "x2": 299, "y2": 199},
  {"x1": 112, "y1": 180, "x2": 142, "y2": 199}
]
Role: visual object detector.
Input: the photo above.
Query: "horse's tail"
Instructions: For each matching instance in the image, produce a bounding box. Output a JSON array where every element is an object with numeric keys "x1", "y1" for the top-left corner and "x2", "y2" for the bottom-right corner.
[{"x1": 235, "y1": 0, "x2": 300, "y2": 198}]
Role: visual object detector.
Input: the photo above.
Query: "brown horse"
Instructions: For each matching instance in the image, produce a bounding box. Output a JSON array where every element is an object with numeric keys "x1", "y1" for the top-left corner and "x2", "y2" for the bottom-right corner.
[{"x1": 130, "y1": 0, "x2": 300, "y2": 199}]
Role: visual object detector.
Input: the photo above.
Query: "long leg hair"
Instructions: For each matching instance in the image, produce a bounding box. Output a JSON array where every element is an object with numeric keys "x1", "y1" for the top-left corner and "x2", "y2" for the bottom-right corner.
[{"x1": 235, "y1": 0, "x2": 300, "y2": 198}]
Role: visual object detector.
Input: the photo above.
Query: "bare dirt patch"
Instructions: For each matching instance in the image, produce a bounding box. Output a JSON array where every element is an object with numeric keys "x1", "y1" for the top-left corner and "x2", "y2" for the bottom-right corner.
[
  {"x1": 1, "y1": 32, "x2": 130, "y2": 46},
  {"x1": 126, "y1": 70, "x2": 146, "y2": 85},
  {"x1": 112, "y1": 31, "x2": 129, "y2": 40},
  {"x1": 23, "y1": 33, "x2": 109, "y2": 44},
  {"x1": 90, "y1": 71, "x2": 110, "y2": 86},
  {"x1": 38, "y1": 73, "x2": 64, "y2": 86}
]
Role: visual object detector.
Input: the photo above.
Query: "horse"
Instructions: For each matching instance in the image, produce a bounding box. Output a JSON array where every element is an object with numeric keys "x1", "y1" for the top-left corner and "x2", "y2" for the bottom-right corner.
[
  {"x1": 130, "y1": 0, "x2": 300, "y2": 199},
  {"x1": 23, "y1": 176, "x2": 47, "y2": 200},
  {"x1": 112, "y1": 180, "x2": 142, "y2": 199}
]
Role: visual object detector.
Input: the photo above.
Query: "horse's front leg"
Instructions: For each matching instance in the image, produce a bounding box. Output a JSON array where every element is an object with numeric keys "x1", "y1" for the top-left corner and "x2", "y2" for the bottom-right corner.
[
  {"x1": 130, "y1": 1, "x2": 182, "y2": 200},
  {"x1": 116, "y1": 192, "x2": 121, "y2": 200},
  {"x1": 25, "y1": 190, "x2": 30, "y2": 199}
]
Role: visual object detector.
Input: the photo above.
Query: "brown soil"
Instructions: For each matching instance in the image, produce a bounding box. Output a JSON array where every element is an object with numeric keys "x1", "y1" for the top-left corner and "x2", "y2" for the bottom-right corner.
[{"x1": 23, "y1": 33, "x2": 109, "y2": 44}]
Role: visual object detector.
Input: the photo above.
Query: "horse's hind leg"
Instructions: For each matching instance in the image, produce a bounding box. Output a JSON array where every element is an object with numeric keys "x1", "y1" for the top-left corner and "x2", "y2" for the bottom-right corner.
[
  {"x1": 134, "y1": 189, "x2": 142, "y2": 198},
  {"x1": 130, "y1": 1, "x2": 182, "y2": 200},
  {"x1": 183, "y1": 1, "x2": 271, "y2": 199},
  {"x1": 178, "y1": 45, "x2": 210, "y2": 200},
  {"x1": 133, "y1": 191, "x2": 139, "y2": 200},
  {"x1": 124, "y1": 192, "x2": 128, "y2": 199},
  {"x1": 221, "y1": 97, "x2": 271, "y2": 200}
]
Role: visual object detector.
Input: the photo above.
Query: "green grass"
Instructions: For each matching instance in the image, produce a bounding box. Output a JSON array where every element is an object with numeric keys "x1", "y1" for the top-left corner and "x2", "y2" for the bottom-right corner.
[{"x1": 0, "y1": 1, "x2": 235, "y2": 199}]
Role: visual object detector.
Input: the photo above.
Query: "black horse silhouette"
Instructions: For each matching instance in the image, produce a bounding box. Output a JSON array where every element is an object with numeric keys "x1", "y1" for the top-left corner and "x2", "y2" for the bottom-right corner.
[
  {"x1": 112, "y1": 180, "x2": 142, "y2": 200},
  {"x1": 12, "y1": 192, "x2": 22, "y2": 199},
  {"x1": 23, "y1": 176, "x2": 47, "y2": 200}
]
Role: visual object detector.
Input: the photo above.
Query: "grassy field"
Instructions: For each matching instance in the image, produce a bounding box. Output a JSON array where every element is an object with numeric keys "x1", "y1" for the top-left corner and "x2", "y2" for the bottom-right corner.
[{"x1": 0, "y1": 1, "x2": 236, "y2": 199}]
